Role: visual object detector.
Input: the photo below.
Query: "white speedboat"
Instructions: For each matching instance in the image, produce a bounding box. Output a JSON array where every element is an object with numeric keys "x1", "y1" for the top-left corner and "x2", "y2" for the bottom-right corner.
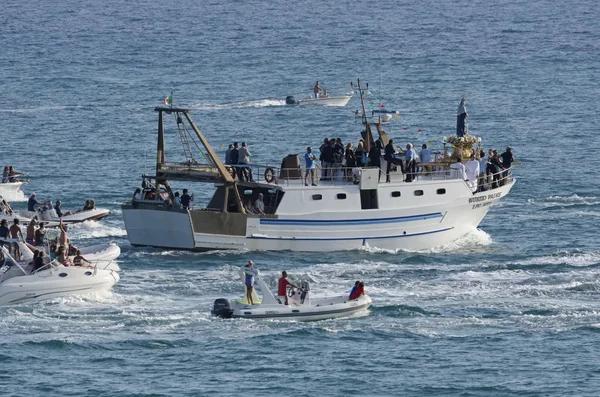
[
  {"x1": 211, "y1": 267, "x2": 371, "y2": 321},
  {"x1": 19, "y1": 201, "x2": 110, "y2": 224},
  {"x1": 0, "y1": 181, "x2": 26, "y2": 197},
  {"x1": 0, "y1": 248, "x2": 120, "y2": 306},
  {"x1": 285, "y1": 94, "x2": 352, "y2": 107},
  {"x1": 3, "y1": 239, "x2": 121, "y2": 272}
]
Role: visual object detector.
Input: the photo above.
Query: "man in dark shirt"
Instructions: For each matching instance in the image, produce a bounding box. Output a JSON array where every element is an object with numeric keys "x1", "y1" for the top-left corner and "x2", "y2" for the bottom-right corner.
[
  {"x1": 384, "y1": 139, "x2": 404, "y2": 183},
  {"x1": 488, "y1": 150, "x2": 505, "y2": 189},
  {"x1": 320, "y1": 139, "x2": 334, "y2": 180},
  {"x1": 0, "y1": 219, "x2": 9, "y2": 246},
  {"x1": 28, "y1": 193, "x2": 40, "y2": 212},
  {"x1": 54, "y1": 200, "x2": 71, "y2": 218},
  {"x1": 369, "y1": 143, "x2": 383, "y2": 182},
  {"x1": 501, "y1": 147, "x2": 514, "y2": 169},
  {"x1": 180, "y1": 189, "x2": 192, "y2": 210}
]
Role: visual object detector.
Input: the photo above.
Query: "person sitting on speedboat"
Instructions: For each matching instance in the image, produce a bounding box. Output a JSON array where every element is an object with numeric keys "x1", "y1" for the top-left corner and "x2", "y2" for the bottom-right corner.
[
  {"x1": 277, "y1": 271, "x2": 298, "y2": 305},
  {"x1": 33, "y1": 251, "x2": 46, "y2": 272},
  {"x1": 73, "y1": 250, "x2": 91, "y2": 267},
  {"x1": 55, "y1": 246, "x2": 71, "y2": 266},
  {"x1": 349, "y1": 281, "x2": 360, "y2": 299},
  {"x1": 349, "y1": 281, "x2": 365, "y2": 300},
  {"x1": 28, "y1": 193, "x2": 41, "y2": 212},
  {"x1": 54, "y1": 200, "x2": 72, "y2": 218},
  {"x1": 2, "y1": 167, "x2": 9, "y2": 183}
]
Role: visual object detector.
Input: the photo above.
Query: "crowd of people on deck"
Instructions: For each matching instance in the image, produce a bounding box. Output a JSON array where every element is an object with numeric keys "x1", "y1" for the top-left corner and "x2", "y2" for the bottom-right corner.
[{"x1": 224, "y1": 141, "x2": 254, "y2": 182}]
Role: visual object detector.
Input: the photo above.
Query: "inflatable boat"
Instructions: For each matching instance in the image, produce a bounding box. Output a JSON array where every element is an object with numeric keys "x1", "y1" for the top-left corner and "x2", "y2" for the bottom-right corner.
[{"x1": 212, "y1": 267, "x2": 371, "y2": 321}]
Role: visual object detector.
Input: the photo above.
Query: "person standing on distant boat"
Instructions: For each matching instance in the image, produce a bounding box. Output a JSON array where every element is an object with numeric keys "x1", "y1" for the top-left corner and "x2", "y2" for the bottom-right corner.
[
  {"x1": 457, "y1": 96, "x2": 468, "y2": 137},
  {"x1": 244, "y1": 260, "x2": 256, "y2": 305},
  {"x1": 314, "y1": 81, "x2": 324, "y2": 99}
]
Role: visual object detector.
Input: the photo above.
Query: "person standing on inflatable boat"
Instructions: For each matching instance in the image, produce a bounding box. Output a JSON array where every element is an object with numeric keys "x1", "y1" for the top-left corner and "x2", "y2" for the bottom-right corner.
[{"x1": 244, "y1": 260, "x2": 256, "y2": 305}]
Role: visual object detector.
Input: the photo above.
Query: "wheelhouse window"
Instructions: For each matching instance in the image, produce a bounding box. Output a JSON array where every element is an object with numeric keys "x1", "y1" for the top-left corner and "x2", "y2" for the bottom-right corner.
[
  {"x1": 437, "y1": 188, "x2": 446, "y2": 195},
  {"x1": 391, "y1": 191, "x2": 401, "y2": 198},
  {"x1": 336, "y1": 193, "x2": 347, "y2": 200}
]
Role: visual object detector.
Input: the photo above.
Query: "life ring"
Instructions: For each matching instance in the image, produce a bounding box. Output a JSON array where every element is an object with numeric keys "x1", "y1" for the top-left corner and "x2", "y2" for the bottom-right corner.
[{"x1": 264, "y1": 167, "x2": 276, "y2": 184}]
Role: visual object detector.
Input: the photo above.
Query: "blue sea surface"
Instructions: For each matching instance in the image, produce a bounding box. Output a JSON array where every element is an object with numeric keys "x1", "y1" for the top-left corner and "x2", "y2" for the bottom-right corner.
[{"x1": 1, "y1": 0, "x2": 600, "y2": 395}]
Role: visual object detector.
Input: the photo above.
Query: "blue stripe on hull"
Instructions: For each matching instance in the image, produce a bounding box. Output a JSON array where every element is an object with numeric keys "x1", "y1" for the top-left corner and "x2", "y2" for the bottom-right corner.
[
  {"x1": 260, "y1": 212, "x2": 443, "y2": 226},
  {"x1": 249, "y1": 227, "x2": 454, "y2": 241}
]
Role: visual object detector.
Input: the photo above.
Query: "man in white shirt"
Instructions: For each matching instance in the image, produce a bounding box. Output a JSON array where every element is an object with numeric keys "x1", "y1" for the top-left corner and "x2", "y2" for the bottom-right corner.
[
  {"x1": 449, "y1": 157, "x2": 467, "y2": 181},
  {"x1": 420, "y1": 144, "x2": 432, "y2": 174},
  {"x1": 254, "y1": 193, "x2": 265, "y2": 215},
  {"x1": 465, "y1": 154, "x2": 480, "y2": 191}
]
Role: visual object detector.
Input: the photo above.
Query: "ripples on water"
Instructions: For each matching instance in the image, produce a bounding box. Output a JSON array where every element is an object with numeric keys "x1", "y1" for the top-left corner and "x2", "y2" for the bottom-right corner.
[{"x1": 2, "y1": 0, "x2": 600, "y2": 395}]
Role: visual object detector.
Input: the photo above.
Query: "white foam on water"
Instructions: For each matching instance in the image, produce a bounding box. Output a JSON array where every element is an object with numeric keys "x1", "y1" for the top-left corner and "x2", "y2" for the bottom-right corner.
[
  {"x1": 528, "y1": 194, "x2": 600, "y2": 208},
  {"x1": 0, "y1": 189, "x2": 26, "y2": 202},
  {"x1": 190, "y1": 99, "x2": 286, "y2": 110},
  {"x1": 512, "y1": 250, "x2": 600, "y2": 267},
  {"x1": 67, "y1": 220, "x2": 127, "y2": 239},
  {"x1": 423, "y1": 227, "x2": 493, "y2": 253}
]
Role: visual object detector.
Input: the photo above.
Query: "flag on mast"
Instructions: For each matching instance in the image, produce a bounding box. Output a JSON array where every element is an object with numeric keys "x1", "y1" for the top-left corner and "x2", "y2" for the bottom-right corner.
[{"x1": 164, "y1": 93, "x2": 173, "y2": 106}]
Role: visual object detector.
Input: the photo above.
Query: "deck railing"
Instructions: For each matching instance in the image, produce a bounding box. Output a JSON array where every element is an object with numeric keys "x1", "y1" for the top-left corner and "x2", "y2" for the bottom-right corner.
[{"x1": 156, "y1": 161, "x2": 513, "y2": 192}]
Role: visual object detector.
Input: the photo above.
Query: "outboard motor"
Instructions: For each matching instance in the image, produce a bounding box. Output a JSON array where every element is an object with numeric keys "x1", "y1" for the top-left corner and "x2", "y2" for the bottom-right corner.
[
  {"x1": 285, "y1": 95, "x2": 299, "y2": 105},
  {"x1": 211, "y1": 298, "x2": 233, "y2": 318}
]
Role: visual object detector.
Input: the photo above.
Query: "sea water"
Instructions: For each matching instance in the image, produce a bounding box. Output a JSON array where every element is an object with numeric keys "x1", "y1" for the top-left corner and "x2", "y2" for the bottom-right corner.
[{"x1": 1, "y1": 0, "x2": 599, "y2": 395}]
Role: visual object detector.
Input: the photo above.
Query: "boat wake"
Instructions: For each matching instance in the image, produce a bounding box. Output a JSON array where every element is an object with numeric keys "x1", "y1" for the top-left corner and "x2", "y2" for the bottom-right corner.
[
  {"x1": 190, "y1": 99, "x2": 286, "y2": 110},
  {"x1": 1, "y1": 189, "x2": 26, "y2": 202},
  {"x1": 67, "y1": 220, "x2": 127, "y2": 239}
]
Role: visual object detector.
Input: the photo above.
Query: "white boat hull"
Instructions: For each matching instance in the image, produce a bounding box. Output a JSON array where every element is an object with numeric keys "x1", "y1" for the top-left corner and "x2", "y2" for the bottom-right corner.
[
  {"x1": 0, "y1": 266, "x2": 120, "y2": 306},
  {"x1": 229, "y1": 295, "x2": 372, "y2": 321},
  {"x1": 297, "y1": 95, "x2": 352, "y2": 107},
  {"x1": 19, "y1": 207, "x2": 111, "y2": 224},
  {"x1": 123, "y1": 179, "x2": 515, "y2": 252}
]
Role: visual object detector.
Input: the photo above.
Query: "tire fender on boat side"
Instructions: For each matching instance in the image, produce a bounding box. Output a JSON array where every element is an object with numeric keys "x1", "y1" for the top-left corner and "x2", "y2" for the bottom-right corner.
[{"x1": 264, "y1": 167, "x2": 276, "y2": 184}]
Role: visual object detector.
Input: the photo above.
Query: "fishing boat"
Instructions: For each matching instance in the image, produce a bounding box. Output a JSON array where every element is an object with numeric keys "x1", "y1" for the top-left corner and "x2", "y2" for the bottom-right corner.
[
  {"x1": 211, "y1": 267, "x2": 371, "y2": 321},
  {"x1": 285, "y1": 94, "x2": 352, "y2": 107},
  {"x1": 122, "y1": 80, "x2": 515, "y2": 252},
  {"x1": 0, "y1": 248, "x2": 120, "y2": 306}
]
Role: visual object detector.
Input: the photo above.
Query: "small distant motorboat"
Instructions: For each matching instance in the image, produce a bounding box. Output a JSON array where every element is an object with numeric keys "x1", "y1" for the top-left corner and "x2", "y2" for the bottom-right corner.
[
  {"x1": 211, "y1": 267, "x2": 372, "y2": 321},
  {"x1": 19, "y1": 201, "x2": 110, "y2": 224},
  {"x1": 0, "y1": 248, "x2": 120, "y2": 306},
  {"x1": 285, "y1": 94, "x2": 352, "y2": 107}
]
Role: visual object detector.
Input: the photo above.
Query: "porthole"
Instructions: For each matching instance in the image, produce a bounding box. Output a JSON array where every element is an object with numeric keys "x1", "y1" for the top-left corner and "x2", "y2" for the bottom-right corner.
[
  {"x1": 437, "y1": 188, "x2": 446, "y2": 195},
  {"x1": 312, "y1": 194, "x2": 322, "y2": 200},
  {"x1": 414, "y1": 190, "x2": 424, "y2": 196},
  {"x1": 85, "y1": 271, "x2": 93, "y2": 276},
  {"x1": 59, "y1": 273, "x2": 68, "y2": 278},
  {"x1": 336, "y1": 193, "x2": 347, "y2": 200},
  {"x1": 391, "y1": 191, "x2": 401, "y2": 198}
]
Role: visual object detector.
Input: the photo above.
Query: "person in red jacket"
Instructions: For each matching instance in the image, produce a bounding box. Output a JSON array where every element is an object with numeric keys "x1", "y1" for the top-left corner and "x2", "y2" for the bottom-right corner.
[
  {"x1": 277, "y1": 271, "x2": 297, "y2": 305},
  {"x1": 349, "y1": 281, "x2": 365, "y2": 300}
]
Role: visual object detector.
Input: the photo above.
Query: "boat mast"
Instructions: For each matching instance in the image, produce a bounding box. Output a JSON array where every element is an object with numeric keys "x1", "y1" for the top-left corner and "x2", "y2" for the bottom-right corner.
[{"x1": 357, "y1": 79, "x2": 373, "y2": 153}]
